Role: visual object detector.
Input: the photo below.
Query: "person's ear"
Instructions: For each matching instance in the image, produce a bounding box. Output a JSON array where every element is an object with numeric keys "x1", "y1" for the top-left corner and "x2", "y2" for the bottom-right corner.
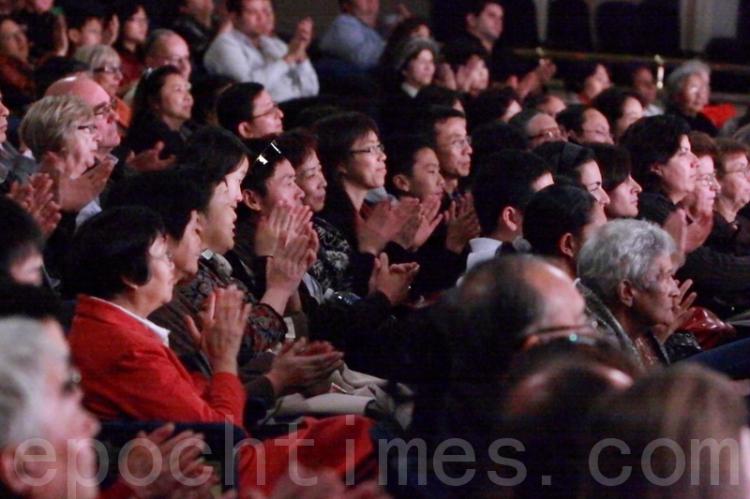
[
  {"x1": 649, "y1": 162, "x2": 665, "y2": 179},
  {"x1": 617, "y1": 279, "x2": 636, "y2": 307},
  {"x1": 336, "y1": 162, "x2": 348, "y2": 179},
  {"x1": 41, "y1": 150, "x2": 64, "y2": 166},
  {"x1": 121, "y1": 274, "x2": 142, "y2": 291},
  {"x1": 237, "y1": 121, "x2": 254, "y2": 139},
  {"x1": 0, "y1": 448, "x2": 31, "y2": 495},
  {"x1": 558, "y1": 232, "x2": 576, "y2": 259},
  {"x1": 500, "y1": 206, "x2": 522, "y2": 232},
  {"x1": 242, "y1": 189, "x2": 263, "y2": 212},
  {"x1": 67, "y1": 28, "x2": 81, "y2": 45},
  {"x1": 466, "y1": 13, "x2": 478, "y2": 31},
  {"x1": 520, "y1": 334, "x2": 540, "y2": 351},
  {"x1": 392, "y1": 173, "x2": 411, "y2": 194}
]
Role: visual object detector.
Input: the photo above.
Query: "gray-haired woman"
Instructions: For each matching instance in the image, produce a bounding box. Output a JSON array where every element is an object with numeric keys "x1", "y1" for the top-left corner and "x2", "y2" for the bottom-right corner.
[
  {"x1": 577, "y1": 218, "x2": 679, "y2": 368},
  {"x1": 664, "y1": 59, "x2": 718, "y2": 136}
]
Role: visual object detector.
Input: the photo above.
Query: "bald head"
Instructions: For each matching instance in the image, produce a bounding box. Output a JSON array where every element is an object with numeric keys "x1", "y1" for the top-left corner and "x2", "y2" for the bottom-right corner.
[
  {"x1": 45, "y1": 75, "x2": 120, "y2": 152},
  {"x1": 144, "y1": 30, "x2": 191, "y2": 79},
  {"x1": 457, "y1": 255, "x2": 585, "y2": 341},
  {"x1": 523, "y1": 260, "x2": 586, "y2": 331}
]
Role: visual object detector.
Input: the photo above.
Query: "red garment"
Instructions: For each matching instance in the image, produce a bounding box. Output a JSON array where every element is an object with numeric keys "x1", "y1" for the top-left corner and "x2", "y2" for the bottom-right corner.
[
  {"x1": 238, "y1": 415, "x2": 377, "y2": 494},
  {"x1": 703, "y1": 103, "x2": 737, "y2": 129},
  {"x1": 116, "y1": 48, "x2": 144, "y2": 94},
  {"x1": 69, "y1": 295, "x2": 245, "y2": 425},
  {"x1": 69, "y1": 295, "x2": 377, "y2": 493}
]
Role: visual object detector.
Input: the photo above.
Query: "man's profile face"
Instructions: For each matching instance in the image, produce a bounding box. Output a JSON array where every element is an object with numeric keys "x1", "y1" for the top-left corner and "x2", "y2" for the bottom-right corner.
[{"x1": 434, "y1": 117, "x2": 472, "y2": 179}]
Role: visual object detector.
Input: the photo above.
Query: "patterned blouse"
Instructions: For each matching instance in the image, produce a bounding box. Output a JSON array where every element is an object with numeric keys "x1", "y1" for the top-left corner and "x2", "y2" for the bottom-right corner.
[
  {"x1": 310, "y1": 216, "x2": 356, "y2": 294},
  {"x1": 150, "y1": 251, "x2": 287, "y2": 377}
]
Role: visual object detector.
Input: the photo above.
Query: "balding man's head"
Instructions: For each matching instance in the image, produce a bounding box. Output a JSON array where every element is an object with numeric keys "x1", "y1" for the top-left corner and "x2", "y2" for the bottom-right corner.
[
  {"x1": 144, "y1": 30, "x2": 191, "y2": 79},
  {"x1": 455, "y1": 254, "x2": 586, "y2": 344},
  {"x1": 445, "y1": 254, "x2": 586, "y2": 390},
  {"x1": 45, "y1": 75, "x2": 120, "y2": 152}
]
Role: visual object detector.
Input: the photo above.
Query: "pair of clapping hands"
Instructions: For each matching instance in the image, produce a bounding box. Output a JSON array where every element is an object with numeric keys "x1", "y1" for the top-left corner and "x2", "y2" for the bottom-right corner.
[
  {"x1": 187, "y1": 286, "x2": 343, "y2": 397},
  {"x1": 7, "y1": 155, "x2": 117, "y2": 235},
  {"x1": 358, "y1": 195, "x2": 479, "y2": 255}
]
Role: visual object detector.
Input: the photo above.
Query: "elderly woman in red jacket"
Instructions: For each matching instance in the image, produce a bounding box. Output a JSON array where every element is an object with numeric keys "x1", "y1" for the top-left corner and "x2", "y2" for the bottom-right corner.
[
  {"x1": 68, "y1": 206, "x2": 249, "y2": 423},
  {"x1": 66, "y1": 206, "x2": 376, "y2": 494}
]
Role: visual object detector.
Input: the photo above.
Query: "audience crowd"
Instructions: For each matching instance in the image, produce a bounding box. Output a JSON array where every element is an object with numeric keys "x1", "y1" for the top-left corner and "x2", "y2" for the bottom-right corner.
[{"x1": 3, "y1": 0, "x2": 750, "y2": 497}]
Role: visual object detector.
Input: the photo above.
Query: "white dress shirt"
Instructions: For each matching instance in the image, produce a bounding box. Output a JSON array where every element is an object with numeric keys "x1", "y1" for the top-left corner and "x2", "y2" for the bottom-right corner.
[{"x1": 204, "y1": 29, "x2": 319, "y2": 103}]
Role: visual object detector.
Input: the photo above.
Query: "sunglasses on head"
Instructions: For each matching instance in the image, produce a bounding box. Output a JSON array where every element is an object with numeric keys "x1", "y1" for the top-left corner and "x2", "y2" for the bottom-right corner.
[{"x1": 253, "y1": 140, "x2": 284, "y2": 169}]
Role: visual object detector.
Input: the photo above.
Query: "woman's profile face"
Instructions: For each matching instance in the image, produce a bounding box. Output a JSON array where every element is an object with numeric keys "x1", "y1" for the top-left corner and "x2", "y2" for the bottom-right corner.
[
  {"x1": 678, "y1": 73, "x2": 709, "y2": 116},
  {"x1": 135, "y1": 235, "x2": 176, "y2": 310},
  {"x1": 123, "y1": 6, "x2": 149, "y2": 45},
  {"x1": 92, "y1": 59, "x2": 123, "y2": 97},
  {"x1": 341, "y1": 130, "x2": 387, "y2": 191},
  {"x1": 615, "y1": 97, "x2": 643, "y2": 141},
  {"x1": 606, "y1": 175, "x2": 641, "y2": 219},
  {"x1": 156, "y1": 73, "x2": 193, "y2": 125},
  {"x1": 653, "y1": 135, "x2": 698, "y2": 199}
]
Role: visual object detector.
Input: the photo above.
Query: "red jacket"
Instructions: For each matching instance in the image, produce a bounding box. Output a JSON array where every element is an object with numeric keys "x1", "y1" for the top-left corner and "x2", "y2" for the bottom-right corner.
[
  {"x1": 69, "y1": 295, "x2": 245, "y2": 425},
  {"x1": 69, "y1": 295, "x2": 377, "y2": 493}
]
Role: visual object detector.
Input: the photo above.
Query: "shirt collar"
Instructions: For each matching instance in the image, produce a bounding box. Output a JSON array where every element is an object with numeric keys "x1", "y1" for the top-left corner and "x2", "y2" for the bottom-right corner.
[
  {"x1": 91, "y1": 297, "x2": 171, "y2": 346},
  {"x1": 469, "y1": 237, "x2": 502, "y2": 253},
  {"x1": 401, "y1": 82, "x2": 419, "y2": 98}
]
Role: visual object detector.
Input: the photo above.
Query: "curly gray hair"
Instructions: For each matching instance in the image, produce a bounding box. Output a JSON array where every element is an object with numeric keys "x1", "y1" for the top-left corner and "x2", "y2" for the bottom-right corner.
[
  {"x1": 74, "y1": 44, "x2": 121, "y2": 72},
  {"x1": 577, "y1": 219, "x2": 676, "y2": 306},
  {"x1": 0, "y1": 318, "x2": 66, "y2": 447}
]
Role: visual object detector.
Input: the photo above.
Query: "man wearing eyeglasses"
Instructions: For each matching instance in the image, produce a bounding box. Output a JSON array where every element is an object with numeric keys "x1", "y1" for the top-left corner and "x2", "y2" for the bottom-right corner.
[
  {"x1": 509, "y1": 108, "x2": 566, "y2": 149},
  {"x1": 121, "y1": 30, "x2": 194, "y2": 107},
  {"x1": 558, "y1": 105, "x2": 614, "y2": 145},
  {"x1": 419, "y1": 106, "x2": 473, "y2": 197}
]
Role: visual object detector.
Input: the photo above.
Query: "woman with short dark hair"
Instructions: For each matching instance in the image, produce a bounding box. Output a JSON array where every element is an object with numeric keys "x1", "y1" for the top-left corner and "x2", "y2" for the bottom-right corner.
[
  {"x1": 620, "y1": 114, "x2": 698, "y2": 228},
  {"x1": 313, "y1": 111, "x2": 415, "y2": 295},
  {"x1": 533, "y1": 141, "x2": 611, "y2": 206},
  {"x1": 589, "y1": 143, "x2": 642, "y2": 219},
  {"x1": 592, "y1": 87, "x2": 644, "y2": 143},
  {"x1": 66, "y1": 206, "x2": 377, "y2": 493},
  {"x1": 67, "y1": 205, "x2": 250, "y2": 423}
]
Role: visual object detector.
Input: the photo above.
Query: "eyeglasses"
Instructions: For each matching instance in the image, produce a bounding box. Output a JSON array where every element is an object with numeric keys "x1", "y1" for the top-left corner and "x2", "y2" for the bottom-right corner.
[
  {"x1": 62, "y1": 368, "x2": 82, "y2": 395},
  {"x1": 530, "y1": 126, "x2": 562, "y2": 141},
  {"x1": 251, "y1": 103, "x2": 281, "y2": 120},
  {"x1": 93, "y1": 97, "x2": 117, "y2": 119},
  {"x1": 526, "y1": 320, "x2": 599, "y2": 340},
  {"x1": 93, "y1": 65, "x2": 123, "y2": 75},
  {"x1": 161, "y1": 55, "x2": 191, "y2": 68},
  {"x1": 696, "y1": 173, "x2": 718, "y2": 187},
  {"x1": 449, "y1": 136, "x2": 472, "y2": 150},
  {"x1": 724, "y1": 166, "x2": 750, "y2": 177},
  {"x1": 76, "y1": 123, "x2": 97, "y2": 134},
  {"x1": 350, "y1": 143, "x2": 385, "y2": 155}
]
